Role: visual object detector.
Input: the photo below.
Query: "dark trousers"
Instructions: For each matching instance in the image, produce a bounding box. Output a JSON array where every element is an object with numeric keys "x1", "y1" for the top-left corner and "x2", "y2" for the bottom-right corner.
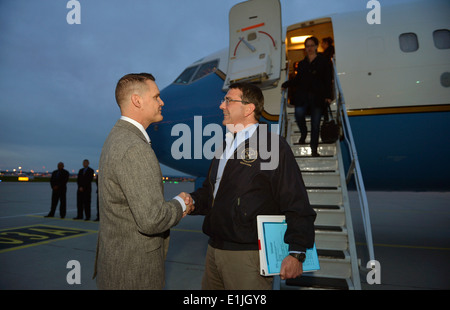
[
  {"x1": 294, "y1": 94, "x2": 323, "y2": 153},
  {"x1": 49, "y1": 188, "x2": 67, "y2": 217},
  {"x1": 76, "y1": 189, "x2": 91, "y2": 219}
]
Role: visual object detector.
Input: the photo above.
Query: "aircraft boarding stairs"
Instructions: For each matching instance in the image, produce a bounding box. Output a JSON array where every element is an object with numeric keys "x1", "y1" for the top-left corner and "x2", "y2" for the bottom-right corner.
[{"x1": 277, "y1": 105, "x2": 362, "y2": 290}]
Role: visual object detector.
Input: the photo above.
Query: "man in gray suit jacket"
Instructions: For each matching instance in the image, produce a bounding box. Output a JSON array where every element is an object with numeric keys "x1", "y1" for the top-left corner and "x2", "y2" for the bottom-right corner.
[{"x1": 94, "y1": 73, "x2": 193, "y2": 289}]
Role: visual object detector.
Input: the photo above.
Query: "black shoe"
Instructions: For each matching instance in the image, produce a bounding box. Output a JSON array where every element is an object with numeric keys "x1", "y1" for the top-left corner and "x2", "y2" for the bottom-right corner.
[
  {"x1": 311, "y1": 151, "x2": 320, "y2": 157},
  {"x1": 297, "y1": 137, "x2": 306, "y2": 145},
  {"x1": 44, "y1": 214, "x2": 54, "y2": 218},
  {"x1": 84, "y1": 218, "x2": 90, "y2": 221}
]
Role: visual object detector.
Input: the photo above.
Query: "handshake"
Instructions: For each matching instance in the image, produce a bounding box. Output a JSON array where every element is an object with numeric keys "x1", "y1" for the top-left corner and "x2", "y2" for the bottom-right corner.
[{"x1": 178, "y1": 192, "x2": 195, "y2": 217}]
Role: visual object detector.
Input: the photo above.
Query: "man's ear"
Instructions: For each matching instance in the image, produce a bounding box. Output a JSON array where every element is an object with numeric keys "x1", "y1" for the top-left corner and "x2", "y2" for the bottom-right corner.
[
  {"x1": 131, "y1": 94, "x2": 141, "y2": 108},
  {"x1": 245, "y1": 103, "x2": 256, "y2": 117}
]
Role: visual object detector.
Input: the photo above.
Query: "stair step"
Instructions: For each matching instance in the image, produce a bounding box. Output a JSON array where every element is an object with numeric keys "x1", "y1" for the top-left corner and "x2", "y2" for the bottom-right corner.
[
  {"x1": 315, "y1": 226, "x2": 349, "y2": 251},
  {"x1": 296, "y1": 157, "x2": 338, "y2": 172},
  {"x1": 284, "y1": 275, "x2": 352, "y2": 290},
  {"x1": 315, "y1": 225, "x2": 343, "y2": 232},
  {"x1": 318, "y1": 249, "x2": 346, "y2": 259},
  {"x1": 313, "y1": 206, "x2": 346, "y2": 226},
  {"x1": 312, "y1": 257, "x2": 352, "y2": 278},
  {"x1": 303, "y1": 171, "x2": 341, "y2": 188},
  {"x1": 307, "y1": 189, "x2": 343, "y2": 206},
  {"x1": 295, "y1": 249, "x2": 352, "y2": 279},
  {"x1": 291, "y1": 144, "x2": 337, "y2": 157},
  {"x1": 312, "y1": 204, "x2": 341, "y2": 210}
]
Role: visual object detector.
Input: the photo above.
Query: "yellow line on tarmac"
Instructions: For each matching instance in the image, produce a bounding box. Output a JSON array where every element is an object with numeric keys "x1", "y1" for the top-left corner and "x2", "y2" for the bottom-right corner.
[{"x1": 0, "y1": 224, "x2": 97, "y2": 254}]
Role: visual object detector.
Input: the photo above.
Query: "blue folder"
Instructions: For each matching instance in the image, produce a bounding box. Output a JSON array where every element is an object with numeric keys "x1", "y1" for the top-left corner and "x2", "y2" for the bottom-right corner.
[{"x1": 257, "y1": 215, "x2": 320, "y2": 275}]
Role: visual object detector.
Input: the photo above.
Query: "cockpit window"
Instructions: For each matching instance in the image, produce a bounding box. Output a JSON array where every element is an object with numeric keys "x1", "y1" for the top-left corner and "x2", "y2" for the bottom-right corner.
[
  {"x1": 174, "y1": 66, "x2": 199, "y2": 84},
  {"x1": 173, "y1": 59, "x2": 219, "y2": 85},
  {"x1": 192, "y1": 60, "x2": 219, "y2": 82}
]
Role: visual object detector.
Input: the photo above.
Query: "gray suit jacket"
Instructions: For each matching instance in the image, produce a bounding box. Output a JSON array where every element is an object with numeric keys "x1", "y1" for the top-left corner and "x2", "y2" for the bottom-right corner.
[{"x1": 94, "y1": 119, "x2": 183, "y2": 289}]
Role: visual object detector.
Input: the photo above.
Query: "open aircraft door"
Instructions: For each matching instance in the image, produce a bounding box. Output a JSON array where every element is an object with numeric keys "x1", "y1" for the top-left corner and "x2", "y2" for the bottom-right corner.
[{"x1": 223, "y1": 0, "x2": 282, "y2": 91}]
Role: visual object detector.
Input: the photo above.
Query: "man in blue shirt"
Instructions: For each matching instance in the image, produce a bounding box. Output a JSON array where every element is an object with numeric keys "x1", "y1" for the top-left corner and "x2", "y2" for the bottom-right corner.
[{"x1": 190, "y1": 82, "x2": 316, "y2": 289}]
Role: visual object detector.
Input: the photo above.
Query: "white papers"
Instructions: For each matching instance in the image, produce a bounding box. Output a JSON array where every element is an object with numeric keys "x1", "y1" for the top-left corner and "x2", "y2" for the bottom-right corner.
[{"x1": 257, "y1": 215, "x2": 320, "y2": 276}]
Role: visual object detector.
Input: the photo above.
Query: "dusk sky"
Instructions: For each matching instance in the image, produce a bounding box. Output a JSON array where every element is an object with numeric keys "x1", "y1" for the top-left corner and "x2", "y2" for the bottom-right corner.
[{"x1": 0, "y1": 0, "x2": 413, "y2": 175}]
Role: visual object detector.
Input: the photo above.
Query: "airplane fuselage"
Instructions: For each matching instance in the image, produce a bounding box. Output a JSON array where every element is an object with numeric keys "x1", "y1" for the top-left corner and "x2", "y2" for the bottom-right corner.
[{"x1": 148, "y1": 0, "x2": 450, "y2": 190}]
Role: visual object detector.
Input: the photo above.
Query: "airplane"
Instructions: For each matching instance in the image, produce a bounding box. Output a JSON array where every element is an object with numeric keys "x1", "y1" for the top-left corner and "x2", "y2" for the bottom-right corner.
[{"x1": 148, "y1": 0, "x2": 450, "y2": 191}]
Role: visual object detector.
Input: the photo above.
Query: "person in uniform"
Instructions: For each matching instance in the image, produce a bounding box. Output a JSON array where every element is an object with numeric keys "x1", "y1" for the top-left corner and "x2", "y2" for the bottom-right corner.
[{"x1": 46, "y1": 162, "x2": 70, "y2": 218}]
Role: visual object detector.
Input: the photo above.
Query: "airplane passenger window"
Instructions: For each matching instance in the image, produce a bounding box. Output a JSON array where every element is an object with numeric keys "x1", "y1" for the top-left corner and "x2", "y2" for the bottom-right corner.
[
  {"x1": 433, "y1": 29, "x2": 450, "y2": 49},
  {"x1": 192, "y1": 60, "x2": 219, "y2": 82},
  {"x1": 399, "y1": 33, "x2": 419, "y2": 53},
  {"x1": 174, "y1": 65, "x2": 199, "y2": 84}
]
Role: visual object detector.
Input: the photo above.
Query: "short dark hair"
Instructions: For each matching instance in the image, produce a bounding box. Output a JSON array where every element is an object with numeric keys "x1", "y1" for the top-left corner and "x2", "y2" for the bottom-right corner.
[
  {"x1": 229, "y1": 82, "x2": 264, "y2": 121},
  {"x1": 115, "y1": 73, "x2": 155, "y2": 106},
  {"x1": 305, "y1": 36, "x2": 319, "y2": 46},
  {"x1": 322, "y1": 37, "x2": 334, "y2": 45}
]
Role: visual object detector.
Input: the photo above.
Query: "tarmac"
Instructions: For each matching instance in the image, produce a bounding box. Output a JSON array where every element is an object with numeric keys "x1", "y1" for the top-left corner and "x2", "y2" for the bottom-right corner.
[{"x1": 0, "y1": 181, "x2": 449, "y2": 291}]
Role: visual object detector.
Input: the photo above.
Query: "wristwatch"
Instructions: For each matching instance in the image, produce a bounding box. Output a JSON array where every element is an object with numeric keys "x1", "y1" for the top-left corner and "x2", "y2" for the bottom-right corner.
[{"x1": 289, "y1": 252, "x2": 306, "y2": 263}]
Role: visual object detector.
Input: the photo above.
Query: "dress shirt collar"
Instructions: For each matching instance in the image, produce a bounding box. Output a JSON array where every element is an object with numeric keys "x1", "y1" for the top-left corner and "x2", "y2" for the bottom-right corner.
[
  {"x1": 120, "y1": 116, "x2": 151, "y2": 144},
  {"x1": 227, "y1": 123, "x2": 258, "y2": 148}
]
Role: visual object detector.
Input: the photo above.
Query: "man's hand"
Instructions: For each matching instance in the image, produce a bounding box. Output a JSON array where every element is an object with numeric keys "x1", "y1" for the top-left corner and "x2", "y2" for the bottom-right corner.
[
  {"x1": 178, "y1": 192, "x2": 194, "y2": 217},
  {"x1": 280, "y1": 255, "x2": 303, "y2": 280}
]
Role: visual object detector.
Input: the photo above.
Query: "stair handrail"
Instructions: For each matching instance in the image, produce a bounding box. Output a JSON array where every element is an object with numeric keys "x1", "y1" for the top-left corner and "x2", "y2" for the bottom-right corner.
[
  {"x1": 277, "y1": 89, "x2": 288, "y2": 137},
  {"x1": 332, "y1": 59, "x2": 375, "y2": 264}
]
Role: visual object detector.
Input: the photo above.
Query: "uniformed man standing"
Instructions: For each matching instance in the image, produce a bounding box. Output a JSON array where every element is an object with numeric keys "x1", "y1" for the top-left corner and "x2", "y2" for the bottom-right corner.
[
  {"x1": 74, "y1": 159, "x2": 94, "y2": 220},
  {"x1": 46, "y1": 162, "x2": 70, "y2": 218}
]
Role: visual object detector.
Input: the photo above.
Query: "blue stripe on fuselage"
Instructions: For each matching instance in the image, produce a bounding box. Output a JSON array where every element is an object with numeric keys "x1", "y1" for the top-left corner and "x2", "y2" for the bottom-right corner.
[{"x1": 344, "y1": 110, "x2": 450, "y2": 190}]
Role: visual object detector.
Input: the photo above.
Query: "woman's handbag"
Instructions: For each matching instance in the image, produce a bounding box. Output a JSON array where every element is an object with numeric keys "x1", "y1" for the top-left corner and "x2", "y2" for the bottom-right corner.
[{"x1": 320, "y1": 105, "x2": 339, "y2": 144}]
